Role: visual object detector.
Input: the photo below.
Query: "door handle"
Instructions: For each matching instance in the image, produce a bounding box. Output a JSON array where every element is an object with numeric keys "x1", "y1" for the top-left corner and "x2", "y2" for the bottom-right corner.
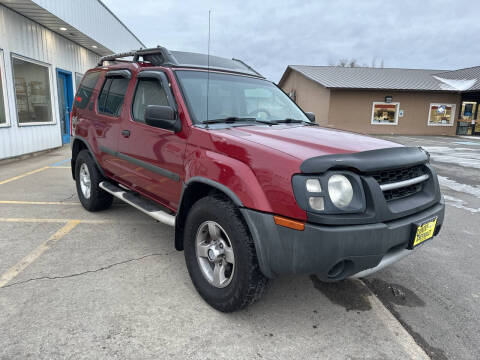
[{"x1": 121, "y1": 130, "x2": 131, "y2": 138}]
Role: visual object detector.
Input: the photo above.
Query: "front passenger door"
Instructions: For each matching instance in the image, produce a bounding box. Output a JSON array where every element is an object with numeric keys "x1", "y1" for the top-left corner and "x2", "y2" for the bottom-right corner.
[{"x1": 116, "y1": 71, "x2": 186, "y2": 210}]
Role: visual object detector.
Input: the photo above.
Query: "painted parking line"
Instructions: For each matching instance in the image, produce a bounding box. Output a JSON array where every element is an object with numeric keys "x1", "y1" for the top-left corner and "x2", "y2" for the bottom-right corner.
[
  {"x1": 0, "y1": 217, "x2": 156, "y2": 225},
  {"x1": 50, "y1": 158, "x2": 71, "y2": 167},
  {"x1": 0, "y1": 220, "x2": 80, "y2": 288},
  {"x1": 0, "y1": 166, "x2": 49, "y2": 186},
  {"x1": 0, "y1": 200, "x2": 79, "y2": 205}
]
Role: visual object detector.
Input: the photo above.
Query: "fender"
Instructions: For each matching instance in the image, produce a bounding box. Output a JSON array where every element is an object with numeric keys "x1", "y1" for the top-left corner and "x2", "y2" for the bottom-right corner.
[
  {"x1": 183, "y1": 176, "x2": 243, "y2": 207},
  {"x1": 184, "y1": 146, "x2": 273, "y2": 213},
  {"x1": 71, "y1": 135, "x2": 106, "y2": 179}
]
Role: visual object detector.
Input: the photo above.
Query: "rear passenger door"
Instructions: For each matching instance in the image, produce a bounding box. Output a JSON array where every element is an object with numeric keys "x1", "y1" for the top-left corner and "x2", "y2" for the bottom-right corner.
[
  {"x1": 94, "y1": 70, "x2": 131, "y2": 175},
  {"x1": 116, "y1": 71, "x2": 186, "y2": 210}
]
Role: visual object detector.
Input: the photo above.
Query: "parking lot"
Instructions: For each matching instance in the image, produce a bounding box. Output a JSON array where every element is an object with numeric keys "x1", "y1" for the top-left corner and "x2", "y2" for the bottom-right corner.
[{"x1": 0, "y1": 136, "x2": 478, "y2": 360}]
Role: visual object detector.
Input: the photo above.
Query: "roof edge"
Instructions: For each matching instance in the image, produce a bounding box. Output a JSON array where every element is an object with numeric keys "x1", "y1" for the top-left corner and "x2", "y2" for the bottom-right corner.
[{"x1": 97, "y1": 0, "x2": 146, "y2": 48}]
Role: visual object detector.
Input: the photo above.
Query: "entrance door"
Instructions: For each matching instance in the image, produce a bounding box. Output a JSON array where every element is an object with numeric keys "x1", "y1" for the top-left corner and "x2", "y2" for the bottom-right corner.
[{"x1": 56, "y1": 69, "x2": 74, "y2": 144}]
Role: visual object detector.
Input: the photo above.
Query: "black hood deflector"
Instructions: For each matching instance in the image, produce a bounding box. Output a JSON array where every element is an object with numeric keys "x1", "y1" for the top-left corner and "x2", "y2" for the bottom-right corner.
[{"x1": 300, "y1": 147, "x2": 429, "y2": 174}]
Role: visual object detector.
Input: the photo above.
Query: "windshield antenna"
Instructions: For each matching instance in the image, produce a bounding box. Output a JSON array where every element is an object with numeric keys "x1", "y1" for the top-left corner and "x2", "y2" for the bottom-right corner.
[{"x1": 206, "y1": 9, "x2": 212, "y2": 128}]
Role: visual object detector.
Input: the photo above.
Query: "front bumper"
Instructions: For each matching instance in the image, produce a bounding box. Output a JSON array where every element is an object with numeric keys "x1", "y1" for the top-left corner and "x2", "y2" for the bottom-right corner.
[{"x1": 240, "y1": 198, "x2": 445, "y2": 280}]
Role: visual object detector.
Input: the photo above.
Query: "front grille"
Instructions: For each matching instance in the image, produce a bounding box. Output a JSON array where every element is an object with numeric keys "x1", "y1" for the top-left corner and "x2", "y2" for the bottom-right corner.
[
  {"x1": 371, "y1": 165, "x2": 427, "y2": 202},
  {"x1": 383, "y1": 183, "x2": 423, "y2": 201},
  {"x1": 372, "y1": 164, "x2": 425, "y2": 186}
]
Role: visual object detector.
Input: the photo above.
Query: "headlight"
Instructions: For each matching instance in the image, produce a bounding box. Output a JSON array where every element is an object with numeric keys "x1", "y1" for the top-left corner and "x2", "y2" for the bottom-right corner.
[
  {"x1": 328, "y1": 175, "x2": 353, "y2": 208},
  {"x1": 291, "y1": 171, "x2": 365, "y2": 214},
  {"x1": 306, "y1": 179, "x2": 322, "y2": 192}
]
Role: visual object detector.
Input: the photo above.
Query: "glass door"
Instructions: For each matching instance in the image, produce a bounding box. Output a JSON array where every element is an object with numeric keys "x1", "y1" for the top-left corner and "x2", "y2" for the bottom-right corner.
[{"x1": 56, "y1": 69, "x2": 73, "y2": 144}]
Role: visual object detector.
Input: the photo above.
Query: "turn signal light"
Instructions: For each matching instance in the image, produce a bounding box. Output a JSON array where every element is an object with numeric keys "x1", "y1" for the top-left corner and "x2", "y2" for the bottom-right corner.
[{"x1": 274, "y1": 215, "x2": 305, "y2": 231}]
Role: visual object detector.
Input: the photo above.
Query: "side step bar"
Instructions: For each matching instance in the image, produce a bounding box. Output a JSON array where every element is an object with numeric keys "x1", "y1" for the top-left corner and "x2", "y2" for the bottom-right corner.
[{"x1": 99, "y1": 181, "x2": 175, "y2": 227}]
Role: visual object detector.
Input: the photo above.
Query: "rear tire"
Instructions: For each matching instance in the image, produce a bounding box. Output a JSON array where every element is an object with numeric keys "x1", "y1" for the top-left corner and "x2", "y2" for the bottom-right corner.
[
  {"x1": 75, "y1": 150, "x2": 113, "y2": 212},
  {"x1": 184, "y1": 195, "x2": 268, "y2": 312}
]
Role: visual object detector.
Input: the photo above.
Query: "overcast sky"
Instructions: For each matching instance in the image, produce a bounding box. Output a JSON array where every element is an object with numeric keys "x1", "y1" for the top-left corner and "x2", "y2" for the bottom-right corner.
[{"x1": 103, "y1": 0, "x2": 480, "y2": 82}]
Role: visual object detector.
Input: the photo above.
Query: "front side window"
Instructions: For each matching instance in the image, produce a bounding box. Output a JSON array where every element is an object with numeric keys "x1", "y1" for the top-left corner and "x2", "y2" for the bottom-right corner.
[
  {"x1": 371, "y1": 102, "x2": 399, "y2": 125},
  {"x1": 428, "y1": 103, "x2": 455, "y2": 126},
  {"x1": 132, "y1": 78, "x2": 169, "y2": 123},
  {"x1": 175, "y1": 70, "x2": 310, "y2": 124},
  {"x1": 12, "y1": 56, "x2": 53, "y2": 124},
  {"x1": 97, "y1": 77, "x2": 129, "y2": 117},
  {"x1": 0, "y1": 50, "x2": 8, "y2": 126}
]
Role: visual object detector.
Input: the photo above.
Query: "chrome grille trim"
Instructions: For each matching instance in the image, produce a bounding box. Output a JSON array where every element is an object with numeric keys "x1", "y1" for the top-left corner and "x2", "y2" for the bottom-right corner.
[{"x1": 379, "y1": 174, "x2": 429, "y2": 191}]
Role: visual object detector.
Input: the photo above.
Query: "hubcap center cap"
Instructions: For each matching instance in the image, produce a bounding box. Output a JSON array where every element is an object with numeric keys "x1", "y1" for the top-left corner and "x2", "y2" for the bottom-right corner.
[{"x1": 207, "y1": 245, "x2": 223, "y2": 262}]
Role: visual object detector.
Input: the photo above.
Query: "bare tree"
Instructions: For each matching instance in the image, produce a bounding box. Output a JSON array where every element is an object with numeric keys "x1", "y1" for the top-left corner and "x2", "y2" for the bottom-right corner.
[{"x1": 333, "y1": 57, "x2": 384, "y2": 68}]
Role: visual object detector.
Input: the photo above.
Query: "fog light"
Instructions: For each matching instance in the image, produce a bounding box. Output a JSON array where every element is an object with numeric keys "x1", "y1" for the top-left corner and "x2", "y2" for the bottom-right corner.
[
  {"x1": 306, "y1": 179, "x2": 322, "y2": 193},
  {"x1": 308, "y1": 196, "x2": 324, "y2": 211}
]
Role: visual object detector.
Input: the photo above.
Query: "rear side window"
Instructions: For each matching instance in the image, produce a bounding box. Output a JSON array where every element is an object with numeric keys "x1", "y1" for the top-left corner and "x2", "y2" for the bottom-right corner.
[
  {"x1": 74, "y1": 71, "x2": 100, "y2": 110},
  {"x1": 98, "y1": 77, "x2": 130, "y2": 117},
  {"x1": 132, "y1": 78, "x2": 169, "y2": 123}
]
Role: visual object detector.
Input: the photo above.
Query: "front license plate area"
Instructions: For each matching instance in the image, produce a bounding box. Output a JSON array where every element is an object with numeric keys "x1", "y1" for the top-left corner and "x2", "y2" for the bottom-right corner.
[{"x1": 409, "y1": 217, "x2": 438, "y2": 249}]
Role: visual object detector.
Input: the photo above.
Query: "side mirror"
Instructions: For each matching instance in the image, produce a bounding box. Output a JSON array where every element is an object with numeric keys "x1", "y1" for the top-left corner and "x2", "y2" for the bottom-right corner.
[
  {"x1": 305, "y1": 112, "x2": 315, "y2": 122},
  {"x1": 144, "y1": 105, "x2": 180, "y2": 132}
]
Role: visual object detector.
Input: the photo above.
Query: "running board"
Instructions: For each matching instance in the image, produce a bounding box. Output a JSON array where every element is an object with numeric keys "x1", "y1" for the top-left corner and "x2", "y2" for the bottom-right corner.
[{"x1": 99, "y1": 181, "x2": 175, "y2": 227}]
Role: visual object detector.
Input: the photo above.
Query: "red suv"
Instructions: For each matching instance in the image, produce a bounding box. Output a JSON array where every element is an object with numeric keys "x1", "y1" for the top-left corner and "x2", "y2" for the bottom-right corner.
[{"x1": 71, "y1": 47, "x2": 444, "y2": 312}]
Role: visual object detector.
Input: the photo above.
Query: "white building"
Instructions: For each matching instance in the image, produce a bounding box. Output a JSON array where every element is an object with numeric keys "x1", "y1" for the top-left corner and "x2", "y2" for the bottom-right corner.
[{"x1": 0, "y1": 0, "x2": 144, "y2": 159}]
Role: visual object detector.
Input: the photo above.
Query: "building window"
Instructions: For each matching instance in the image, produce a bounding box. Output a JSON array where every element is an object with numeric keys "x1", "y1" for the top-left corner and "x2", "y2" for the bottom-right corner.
[
  {"x1": 428, "y1": 103, "x2": 455, "y2": 126},
  {"x1": 12, "y1": 55, "x2": 53, "y2": 125},
  {"x1": 460, "y1": 101, "x2": 476, "y2": 121},
  {"x1": 371, "y1": 102, "x2": 399, "y2": 125},
  {"x1": 0, "y1": 50, "x2": 9, "y2": 127}
]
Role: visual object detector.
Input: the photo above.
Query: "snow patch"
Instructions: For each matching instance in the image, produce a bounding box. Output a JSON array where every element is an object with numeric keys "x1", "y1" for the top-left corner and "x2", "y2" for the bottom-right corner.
[
  {"x1": 438, "y1": 176, "x2": 480, "y2": 198},
  {"x1": 433, "y1": 76, "x2": 476, "y2": 91},
  {"x1": 444, "y1": 195, "x2": 480, "y2": 213},
  {"x1": 422, "y1": 146, "x2": 480, "y2": 170}
]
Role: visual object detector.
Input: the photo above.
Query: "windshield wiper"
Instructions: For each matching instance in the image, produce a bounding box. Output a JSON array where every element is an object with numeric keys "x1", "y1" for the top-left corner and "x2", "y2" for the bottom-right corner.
[
  {"x1": 276, "y1": 118, "x2": 318, "y2": 125},
  {"x1": 202, "y1": 117, "x2": 276, "y2": 125}
]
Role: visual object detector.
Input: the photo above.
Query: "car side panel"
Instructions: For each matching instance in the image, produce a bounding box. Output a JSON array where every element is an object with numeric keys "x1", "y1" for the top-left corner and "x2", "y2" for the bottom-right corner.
[
  {"x1": 114, "y1": 70, "x2": 188, "y2": 210},
  {"x1": 74, "y1": 71, "x2": 122, "y2": 176},
  {"x1": 184, "y1": 142, "x2": 273, "y2": 213}
]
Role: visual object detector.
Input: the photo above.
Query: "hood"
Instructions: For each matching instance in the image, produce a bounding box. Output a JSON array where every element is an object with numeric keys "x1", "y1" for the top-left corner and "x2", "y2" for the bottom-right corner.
[{"x1": 215, "y1": 125, "x2": 401, "y2": 161}]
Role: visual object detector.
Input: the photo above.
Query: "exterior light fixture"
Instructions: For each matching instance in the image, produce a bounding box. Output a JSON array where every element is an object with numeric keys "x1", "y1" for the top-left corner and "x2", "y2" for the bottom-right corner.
[
  {"x1": 59, "y1": 27, "x2": 67, "y2": 31},
  {"x1": 92, "y1": 45, "x2": 98, "y2": 49}
]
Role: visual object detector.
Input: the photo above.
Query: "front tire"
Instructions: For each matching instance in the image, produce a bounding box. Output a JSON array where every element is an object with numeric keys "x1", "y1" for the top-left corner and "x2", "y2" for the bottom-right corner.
[
  {"x1": 75, "y1": 150, "x2": 113, "y2": 212},
  {"x1": 184, "y1": 196, "x2": 268, "y2": 312}
]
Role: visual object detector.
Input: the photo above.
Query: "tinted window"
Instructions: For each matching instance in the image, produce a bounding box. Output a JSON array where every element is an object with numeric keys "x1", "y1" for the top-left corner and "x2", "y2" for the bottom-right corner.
[
  {"x1": 75, "y1": 71, "x2": 100, "y2": 110},
  {"x1": 132, "y1": 78, "x2": 169, "y2": 123},
  {"x1": 98, "y1": 77, "x2": 129, "y2": 117},
  {"x1": 75, "y1": 72, "x2": 84, "y2": 91}
]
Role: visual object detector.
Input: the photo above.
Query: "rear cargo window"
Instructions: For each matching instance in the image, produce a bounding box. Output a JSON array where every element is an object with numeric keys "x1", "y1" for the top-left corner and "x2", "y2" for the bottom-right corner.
[
  {"x1": 74, "y1": 71, "x2": 100, "y2": 110},
  {"x1": 98, "y1": 77, "x2": 130, "y2": 117}
]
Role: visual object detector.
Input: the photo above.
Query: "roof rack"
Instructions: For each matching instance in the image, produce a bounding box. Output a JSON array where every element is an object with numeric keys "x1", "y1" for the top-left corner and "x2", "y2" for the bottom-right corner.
[
  {"x1": 98, "y1": 46, "x2": 176, "y2": 67},
  {"x1": 97, "y1": 46, "x2": 265, "y2": 79}
]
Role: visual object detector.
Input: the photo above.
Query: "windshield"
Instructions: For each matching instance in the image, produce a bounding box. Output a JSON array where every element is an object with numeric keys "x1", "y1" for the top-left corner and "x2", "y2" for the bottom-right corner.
[{"x1": 176, "y1": 70, "x2": 311, "y2": 124}]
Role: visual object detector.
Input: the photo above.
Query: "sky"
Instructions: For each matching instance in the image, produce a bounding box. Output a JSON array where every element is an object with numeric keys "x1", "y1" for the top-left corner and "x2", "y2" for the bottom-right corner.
[{"x1": 103, "y1": 0, "x2": 480, "y2": 83}]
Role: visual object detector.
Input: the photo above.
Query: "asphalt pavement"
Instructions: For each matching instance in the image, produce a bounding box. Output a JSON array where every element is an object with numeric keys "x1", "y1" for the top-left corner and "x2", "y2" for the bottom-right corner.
[
  {"x1": 0, "y1": 136, "x2": 478, "y2": 359},
  {"x1": 372, "y1": 135, "x2": 480, "y2": 360}
]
